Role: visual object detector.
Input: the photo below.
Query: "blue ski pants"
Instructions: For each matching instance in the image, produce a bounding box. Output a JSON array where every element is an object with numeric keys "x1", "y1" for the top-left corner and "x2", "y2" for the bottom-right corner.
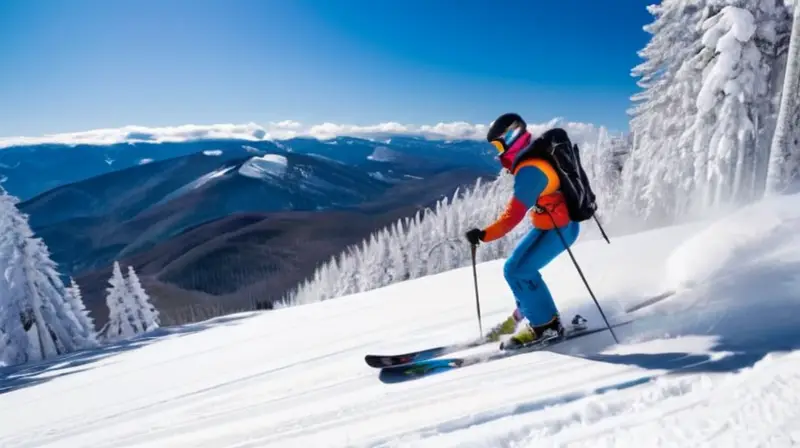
[{"x1": 503, "y1": 221, "x2": 580, "y2": 326}]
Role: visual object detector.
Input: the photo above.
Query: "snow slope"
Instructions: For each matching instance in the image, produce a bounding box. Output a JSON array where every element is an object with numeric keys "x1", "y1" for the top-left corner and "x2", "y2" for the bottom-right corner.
[{"x1": 2, "y1": 194, "x2": 800, "y2": 447}]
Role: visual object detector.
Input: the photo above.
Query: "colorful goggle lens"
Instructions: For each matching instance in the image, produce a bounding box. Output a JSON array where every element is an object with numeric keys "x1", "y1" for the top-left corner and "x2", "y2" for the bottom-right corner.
[
  {"x1": 491, "y1": 140, "x2": 505, "y2": 153},
  {"x1": 504, "y1": 127, "x2": 521, "y2": 145}
]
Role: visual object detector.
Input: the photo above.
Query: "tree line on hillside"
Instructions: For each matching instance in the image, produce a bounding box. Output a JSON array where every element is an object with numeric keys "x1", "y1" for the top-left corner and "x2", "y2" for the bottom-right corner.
[{"x1": 0, "y1": 187, "x2": 160, "y2": 367}]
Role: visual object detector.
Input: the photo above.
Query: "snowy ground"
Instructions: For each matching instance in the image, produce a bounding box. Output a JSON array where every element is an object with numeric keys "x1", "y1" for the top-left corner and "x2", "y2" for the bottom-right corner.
[{"x1": 2, "y1": 194, "x2": 800, "y2": 447}]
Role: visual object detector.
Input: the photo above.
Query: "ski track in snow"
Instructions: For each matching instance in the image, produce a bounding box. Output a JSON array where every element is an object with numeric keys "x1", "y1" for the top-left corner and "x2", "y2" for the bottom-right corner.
[{"x1": 2, "y1": 194, "x2": 800, "y2": 447}]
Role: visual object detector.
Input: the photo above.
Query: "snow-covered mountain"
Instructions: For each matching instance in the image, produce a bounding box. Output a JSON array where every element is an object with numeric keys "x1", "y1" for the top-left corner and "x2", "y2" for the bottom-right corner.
[
  {"x1": 1, "y1": 191, "x2": 798, "y2": 446},
  {"x1": 20, "y1": 148, "x2": 386, "y2": 229},
  {"x1": 18, "y1": 144, "x2": 493, "y2": 271}
]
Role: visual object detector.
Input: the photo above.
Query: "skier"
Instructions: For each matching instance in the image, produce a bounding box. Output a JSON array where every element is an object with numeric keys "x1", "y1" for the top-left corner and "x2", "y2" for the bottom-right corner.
[{"x1": 465, "y1": 113, "x2": 582, "y2": 350}]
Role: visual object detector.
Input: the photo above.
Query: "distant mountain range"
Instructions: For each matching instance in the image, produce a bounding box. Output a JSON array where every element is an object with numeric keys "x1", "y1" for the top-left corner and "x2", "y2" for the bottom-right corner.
[
  {"x1": 0, "y1": 135, "x2": 497, "y2": 200},
  {"x1": 4, "y1": 137, "x2": 498, "y2": 326}
]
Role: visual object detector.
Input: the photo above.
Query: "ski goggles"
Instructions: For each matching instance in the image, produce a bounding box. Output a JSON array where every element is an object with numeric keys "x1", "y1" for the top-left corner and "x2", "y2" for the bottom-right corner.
[{"x1": 490, "y1": 126, "x2": 523, "y2": 154}]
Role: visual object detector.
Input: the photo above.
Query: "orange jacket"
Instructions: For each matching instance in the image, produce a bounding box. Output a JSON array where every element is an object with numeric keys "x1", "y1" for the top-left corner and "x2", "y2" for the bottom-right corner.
[{"x1": 482, "y1": 158, "x2": 570, "y2": 242}]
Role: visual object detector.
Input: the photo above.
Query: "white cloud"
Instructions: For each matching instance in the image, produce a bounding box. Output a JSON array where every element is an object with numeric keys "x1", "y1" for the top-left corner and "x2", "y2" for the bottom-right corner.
[
  {"x1": 419, "y1": 121, "x2": 488, "y2": 140},
  {"x1": 0, "y1": 118, "x2": 611, "y2": 149},
  {"x1": 306, "y1": 122, "x2": 412, "y2": 140}
]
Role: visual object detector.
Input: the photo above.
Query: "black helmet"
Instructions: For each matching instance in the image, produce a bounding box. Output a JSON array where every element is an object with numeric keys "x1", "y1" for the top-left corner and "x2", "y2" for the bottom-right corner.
[{"x1": 487, "y1": 113, "x2": 527, "y2": 154}]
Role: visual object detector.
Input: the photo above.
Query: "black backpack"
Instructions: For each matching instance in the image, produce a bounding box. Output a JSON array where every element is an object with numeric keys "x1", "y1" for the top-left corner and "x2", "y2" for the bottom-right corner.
[{"x1": 511, "y1": 127, "x2": 598, "y2": 222}]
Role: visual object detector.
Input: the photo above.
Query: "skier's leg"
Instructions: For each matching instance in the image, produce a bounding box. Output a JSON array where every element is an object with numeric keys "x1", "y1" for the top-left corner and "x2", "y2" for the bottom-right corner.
[
  {"x1": 484, "y1": 231, "x2": 546, "y2": 342},
  {"x1": 503, "y1": 227, "x2": 545, "y2": 316},
  {"x1": 502, "y1": 221, "x2": 580, "y2": 344}
]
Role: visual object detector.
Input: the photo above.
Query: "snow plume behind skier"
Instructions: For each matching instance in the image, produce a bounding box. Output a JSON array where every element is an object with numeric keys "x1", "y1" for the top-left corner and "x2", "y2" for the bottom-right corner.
[{"x1": 465, "y1": 112, "x2": 595, "y2": 350}]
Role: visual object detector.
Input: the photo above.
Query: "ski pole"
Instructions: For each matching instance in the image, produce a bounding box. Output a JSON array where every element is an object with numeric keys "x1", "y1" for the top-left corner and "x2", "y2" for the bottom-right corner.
[
  {"x1": 427, "y1": 238, "x2": 484, "y2": 337},
  {"x1": 542, "y1": 208, "x2": 618, "y2": 343},
  {"x1": 593, "y1": 215, "x2": 611, "y2": 244},
  {"x1": 469, "y1": 243, "x2": 483, "y2": 338}
]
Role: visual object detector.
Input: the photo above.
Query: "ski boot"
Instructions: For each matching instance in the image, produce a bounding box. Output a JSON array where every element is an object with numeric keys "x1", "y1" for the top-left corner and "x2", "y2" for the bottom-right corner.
[
  {"x1": 484, "y1": 309, "x2": 523, "y2": 342},
  {"x1": 499, "y1": 314, "x2": 565, "y2": 350}
]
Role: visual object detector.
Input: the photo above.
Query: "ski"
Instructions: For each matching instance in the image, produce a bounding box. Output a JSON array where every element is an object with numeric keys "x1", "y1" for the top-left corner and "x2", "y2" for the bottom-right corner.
[
  {"x1": 377, "y1": 321, "x2": 633, "y2": 384},
  {"x1": 364, "y1": 314, "x2": 589, "y2": 368},
  {"x1": 364, "y1": 337, "x2": 490, "y2": 368}
]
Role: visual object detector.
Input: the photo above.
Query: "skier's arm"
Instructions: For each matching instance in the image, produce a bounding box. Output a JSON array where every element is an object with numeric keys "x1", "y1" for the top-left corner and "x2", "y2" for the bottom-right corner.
[{"x1": 482, "y1": 165, "x2": 548, "y2": 242}]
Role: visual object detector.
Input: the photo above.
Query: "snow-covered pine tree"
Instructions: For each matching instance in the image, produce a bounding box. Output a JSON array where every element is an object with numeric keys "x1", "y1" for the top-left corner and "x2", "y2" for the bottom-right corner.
[
  {"x1": 64, "y1": 277, "x2": 98, "y2": 345},
  {"x1": 0, "y1": 187, "x2": 97, "y2": 366},
  {"x1": 623, "y1": 0, "x2": 791, "y2": 224},
  {"x1": 623, "y1": 0, "x2": 712, "y2": 224},
  {"x1": 767, "y1": 1, "x2": 800, "y2": 193},
  {"x1": 104, "y1": 261, "x2": 139, "y2": 341},
  {"x1": 125, "y1": 266, "x2": 160, "y2": 331},
  {"x1": 688, "y1": 2, "x2": 789, "y2": 212}
]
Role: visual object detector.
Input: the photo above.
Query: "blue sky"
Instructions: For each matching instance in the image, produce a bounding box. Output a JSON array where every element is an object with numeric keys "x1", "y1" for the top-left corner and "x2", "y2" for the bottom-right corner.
[{"x1": 0, "y1": 0, "x2": 655, "y2": 137}]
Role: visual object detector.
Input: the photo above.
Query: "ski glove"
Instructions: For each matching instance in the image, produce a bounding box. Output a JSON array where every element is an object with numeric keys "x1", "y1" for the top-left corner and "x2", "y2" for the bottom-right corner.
[{"x1": 465, "y1": 228, "x2": 486, "y2": 245}]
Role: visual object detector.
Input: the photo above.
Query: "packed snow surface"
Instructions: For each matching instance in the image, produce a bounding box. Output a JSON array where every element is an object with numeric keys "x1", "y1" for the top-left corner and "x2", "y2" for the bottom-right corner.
[{"x1": 2, "y1": 194, "x2": 800, "y2": 447}]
